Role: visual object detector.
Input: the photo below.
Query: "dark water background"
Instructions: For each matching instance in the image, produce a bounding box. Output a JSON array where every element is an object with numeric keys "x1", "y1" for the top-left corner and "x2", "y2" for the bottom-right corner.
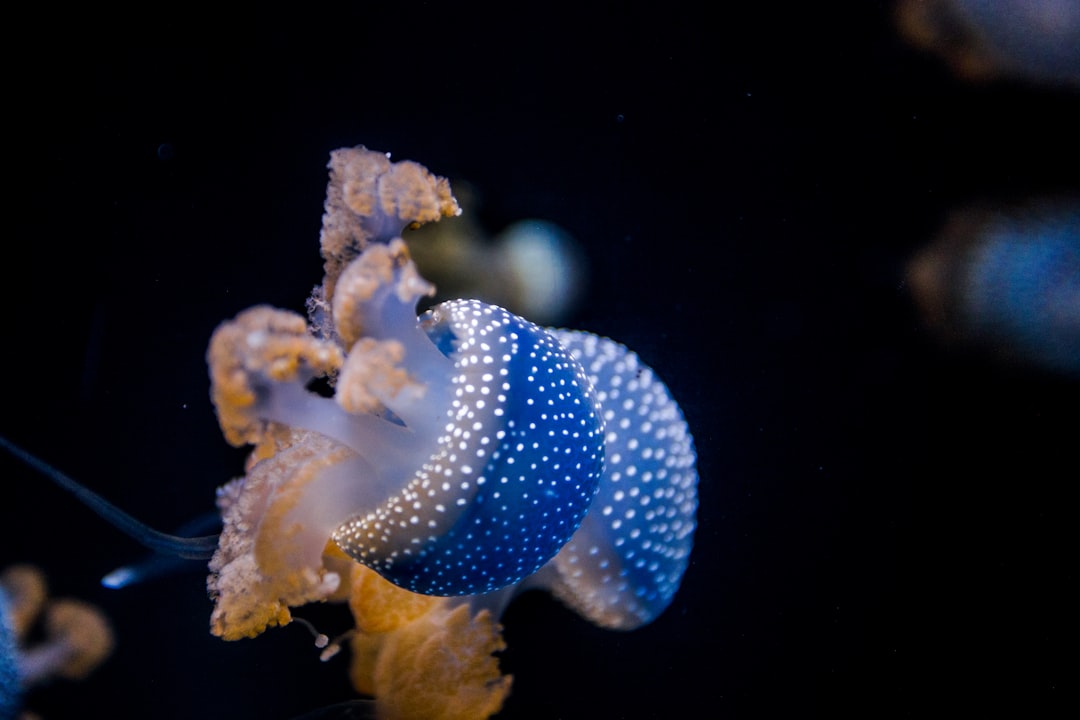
[{"x1": 2, "y1": 3, "x2": 1077, "y2": 718}]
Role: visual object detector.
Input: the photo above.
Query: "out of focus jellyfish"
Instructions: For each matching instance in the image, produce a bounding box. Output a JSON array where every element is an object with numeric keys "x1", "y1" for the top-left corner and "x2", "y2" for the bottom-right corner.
[
  {"x1": 0, "y1": 579, "x2": 19, "y2": 720},
  {"x1": 406, "y1": 182, "x2": 588, "y2": 326},
  {"x1": 895, "y1": 0, "x2": 1080, "y2": 88},
  {"x1": 908, "y1": 198, "x2": 1080, "y2": 375},
  {"x1": 0, "y1": 564, "x2": 114, "y2": 719}
]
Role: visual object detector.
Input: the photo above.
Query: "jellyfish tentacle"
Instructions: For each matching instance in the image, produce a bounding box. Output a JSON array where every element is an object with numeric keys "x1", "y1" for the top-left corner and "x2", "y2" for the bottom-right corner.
[
  {"x1": 0, "y1": 436, "x2": 219, "y2": 560},
  {"x1": 316, "y1": 146, "x2": 460, "y2": 315},
  {"x1": 332, "y1": 239, "x2": 451, "y2": 444}
]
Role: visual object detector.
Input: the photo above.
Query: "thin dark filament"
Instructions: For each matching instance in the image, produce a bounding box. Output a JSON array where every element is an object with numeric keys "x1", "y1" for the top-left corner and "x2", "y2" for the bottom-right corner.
[{"x1": 0, "y1": 434, "x2": 218, "y2": 560}]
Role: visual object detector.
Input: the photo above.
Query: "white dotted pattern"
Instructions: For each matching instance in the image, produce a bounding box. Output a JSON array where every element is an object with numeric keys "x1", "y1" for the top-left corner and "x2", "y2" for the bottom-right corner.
[
  {"x1": 545, "y1": 330, "x2": 698, "y2": 629},
  {"x1": 333, "y1": 300, "x2": 604, "y2": 595}
]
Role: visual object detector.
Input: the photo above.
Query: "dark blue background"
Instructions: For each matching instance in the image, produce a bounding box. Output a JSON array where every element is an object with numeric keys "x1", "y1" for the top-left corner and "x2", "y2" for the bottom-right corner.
[{"x1": 2, "y1": 3, "x2": 1077, "y2": 718}]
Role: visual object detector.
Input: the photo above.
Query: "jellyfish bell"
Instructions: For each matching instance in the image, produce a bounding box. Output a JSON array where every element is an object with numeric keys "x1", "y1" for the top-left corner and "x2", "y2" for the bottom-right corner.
[
  {"x1": 336, "y1": 331, "x2": 698, "y2": 718},
  {"x1": 525, "y1": 330, "x2": 698, "y2": 630}
]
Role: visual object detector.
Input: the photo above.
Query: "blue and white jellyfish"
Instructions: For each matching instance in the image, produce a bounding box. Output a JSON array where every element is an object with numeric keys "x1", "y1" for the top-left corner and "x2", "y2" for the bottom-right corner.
[{"x1": 1, "y1": 146, "x2": 699, "y2": 720}]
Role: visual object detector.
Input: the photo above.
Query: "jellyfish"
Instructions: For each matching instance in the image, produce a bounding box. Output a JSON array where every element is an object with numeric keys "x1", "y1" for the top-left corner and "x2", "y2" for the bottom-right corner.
[
  {"x1": 0, "y1": 564, "x2": 114, "y2": 719},
  {"x1": 201, "y1": 147, "x2": 610, "y2": 640},
  {"x1": 908, "y1": 198, "x2": 1080, "y2": 375},
  {"x1": 1, "y1": 145, "x2": 698, "y2": 719},
  {"x1": 205, "y1": 241, "x2": 606, "y2": 637},
  {"x1": 895, "y1": 0, "x2": 1080, "y2": 88},
  {"x1": 201, "y1": 145, "x2": 697, "y2": 718}
]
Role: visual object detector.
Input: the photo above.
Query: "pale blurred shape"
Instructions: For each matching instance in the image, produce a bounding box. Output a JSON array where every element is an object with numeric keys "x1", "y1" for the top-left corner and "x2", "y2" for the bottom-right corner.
[
  {"x1": 496, "y1": 219, "x2": 587, "y2": 325},
  {"x1": 0, "y1": 565, "x2": 114, "y2": 718},
  {"x1": 407, "y1": 184, "x2": 588, "y2": 325},
  {"x1": 0, "y1": 584, "x2": 19, "y2": 719},
  {"x1": 909, "y1": 199, "x2": 1080, "y2": 375},
  {"x1": 896, "y1": 0, "x2": 1080, "y2": 88}
]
